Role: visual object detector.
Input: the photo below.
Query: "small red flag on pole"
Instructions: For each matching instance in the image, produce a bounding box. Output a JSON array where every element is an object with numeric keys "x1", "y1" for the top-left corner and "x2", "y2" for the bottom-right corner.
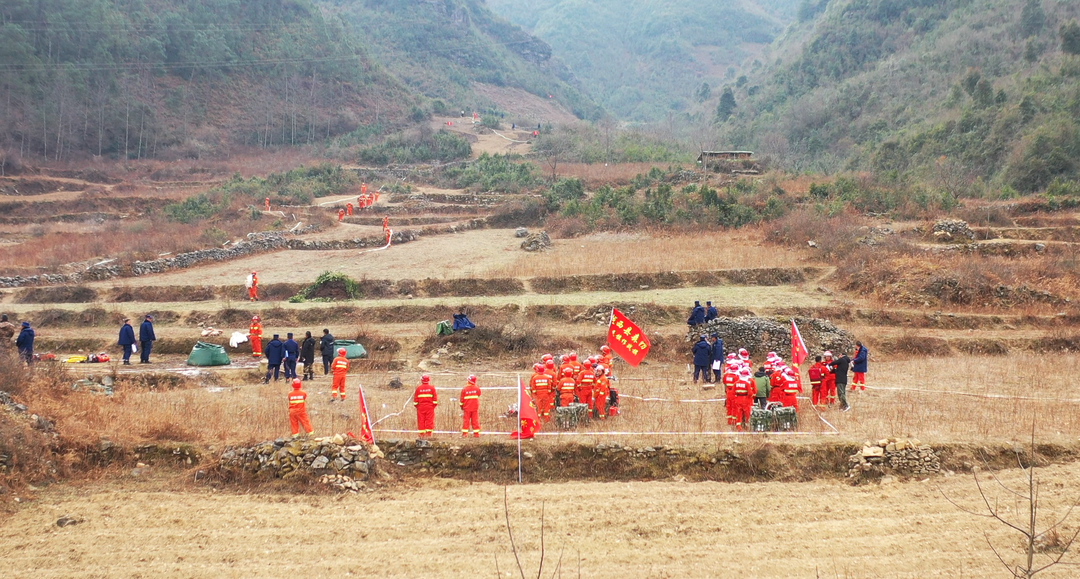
[
  {"x1": 355, "y1": 383, "x2": 375, "y2": 444},
  {"x1": 607, "y1": 308, "x2": 651, "y2": 367},
  {"x1": 790, "y1": 319, "x2": 809, "y2": 369},
  {"x1": 511, "y1": 376, "x2": 538, "y2": 442}
]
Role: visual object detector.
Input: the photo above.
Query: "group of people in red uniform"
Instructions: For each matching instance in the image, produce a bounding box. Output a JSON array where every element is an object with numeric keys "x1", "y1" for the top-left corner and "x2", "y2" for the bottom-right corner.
[
  {"x1": 405, "y1": 373, "x2": 482, "y2": 438},
  {"x1": 528, "y1": 346, "x2": 616, "y2": 424},
  {"x1": 719, "y1": 348, "x2": 802, "y2": 430},
  {"x1": 337, "y1": 184, "x2": 380, "y2": 221}
]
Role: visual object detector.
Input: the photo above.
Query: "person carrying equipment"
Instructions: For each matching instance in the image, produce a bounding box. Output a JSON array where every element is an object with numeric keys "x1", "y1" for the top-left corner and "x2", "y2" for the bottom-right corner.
[
  {"x1": 288, "y1": 379, "x2": 314, "y2": 438},
  {"x1": 808, "y1": 355, "x2": 826, "y2": 408},
  {"x1": 263, "y1": 334, "x2": 284, "y2": 383},
  {"x1": 593, "y1": 365, "x2": 611, "y2": 419},
  {"x1": 331, "y1": 348, "x2": 349, "y2": 402},
  {"x1": 459, "y1": 375, "x2": 481, "y2": 437},
  {"x1": 576, "y1": 363, "x2": 596, "y2": 411},
  {"x1": 530, "y1": 364, "x2": 555, "y2": 423},
  {"x1": 249, "y1": 316, "x2": 263, "y2": 357},
  {"x1": 247, "y1": 271, "x2": 259, "y2": 302},
  {"x1": 558, "y1": 367, "x2": 576, "y2": 407},
  {"x1": 413, "y1": 375, "x2": 438, "y2": 438}
]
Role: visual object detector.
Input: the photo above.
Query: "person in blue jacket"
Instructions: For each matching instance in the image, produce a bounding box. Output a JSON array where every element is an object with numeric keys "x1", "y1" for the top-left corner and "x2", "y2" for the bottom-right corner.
[
  {"x1": 851, "y1": 341, "x2": 869, "y2": 391},
  {"x1": 704, "y1": 301, "x2": 718, "y2": 322},
  {"x1": 283, "y1": 333, "x2": 299, "y2": 380},
  {"x1": 118, "y1": 318, "x2": 136, "y2": 365},
  {"x1": 687, "y1": 301, "x2": 705, "y2": 328},
  {"x1": 16, "y1": 321, "x2": 35, "y2": 364},
  {"x1": 692, "y1": 334, "x2": 712, "y2": 384},
  {"x1": 138, "y1": 314, "x2": 156, "y2": 364},
  {"x1": 710, "y1": 333, "x2": 725, "y2": 383},
  {"x1": 263, "y1": 334, "x2": 285, "y2": 384}
]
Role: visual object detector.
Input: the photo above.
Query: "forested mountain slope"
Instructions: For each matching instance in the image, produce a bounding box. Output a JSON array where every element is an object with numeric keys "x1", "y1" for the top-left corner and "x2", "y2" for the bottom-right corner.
[
  {"x1": 719, "y1": 0, "x2": 1080, "y2": 193},
  {"x1": 486, "y1": 0, "x2": 801, "y2": 121},
  {"x1": 0, "y1": 0, "x2": 594, "y2": 161}
]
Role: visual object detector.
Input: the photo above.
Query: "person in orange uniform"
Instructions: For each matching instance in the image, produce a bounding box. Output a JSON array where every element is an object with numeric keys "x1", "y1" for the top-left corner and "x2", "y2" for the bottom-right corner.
[
  {"x1": 599, "y1": 345, "x2": 613, "y2": 369},
  {"x1": 530, "y1": 363, "x2": 554, "y2": 423},
  {"x1": 821, "y1": 351, "x2": 837, "y2": 406},
  {"x1": 346, "y1": 202, "x2": 353, "y2": 216},
  {"x1": 731, "y1": 368, "x2": 756, "y2": 430},
  {"x1": 248, "y1": 271, "x2": 259, "y2": 301},
  {"x1": 264, "y1": 197, "x2": 270, "y2": 211},
  {"x1": 248, "y1": 315, "x2": 263, "y2": 357},
  {"x1": 592, "y1": 365, "x2": 611, "y2": 419},
  {"x1": 780, "y1": 367, "x2": 802, "y2": 409},
  {"x1": 768, "y1": 363, "x2": 787, "y2": 404},
  {"x1": 331, "y1": 347, "x2": 349, "y2": 402},
  {"x1": 288, "y1": 378, "x2": 314, "y2": 438},
  {"x1": 808, "y1": 355, "x2": 827, "y2": 408},
  {"x1": 558, "y1": 367, "x2": 577, "y2": 407},
  {"x1": 575, "y1": 363, "x2": 596, "y2": 410},
  {"x1": 413, "y1": 375, "x2": 438, "y2": 438},
  {"x1": 338, "y1": 208, "x2": 345, "y2": 222},
  {"x1": 459, "y1": 374, "x2": 481, "y2": 437}
]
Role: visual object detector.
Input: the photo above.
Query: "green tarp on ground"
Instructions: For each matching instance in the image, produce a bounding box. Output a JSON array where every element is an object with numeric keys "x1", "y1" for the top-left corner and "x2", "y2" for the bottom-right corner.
[
  {"x1": 435, "y1": 320, "x2": 453, "y2": 336},
  {"x1": 333, "y1": 340, "x2": 367, "y2": 360},
  {"x1": 187, "y1": 341, "x2": 231, "y2": 366}
]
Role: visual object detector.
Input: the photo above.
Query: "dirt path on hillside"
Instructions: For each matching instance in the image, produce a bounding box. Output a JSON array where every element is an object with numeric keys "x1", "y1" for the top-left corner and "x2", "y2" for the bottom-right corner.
[{"x1": 2, "y1": 465, "x2": 1077, "y2": 578}]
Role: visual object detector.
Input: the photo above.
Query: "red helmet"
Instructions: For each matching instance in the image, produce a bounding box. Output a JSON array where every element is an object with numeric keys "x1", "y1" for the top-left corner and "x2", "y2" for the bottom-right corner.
[
  {"x1": 562, "y1": 367, "x2": 574, "y2": 375},
  {"x1": 338, "y1": 348, "x2": 346, "y2": 356},
  {"x1": 542, "y1": 354, "x2": 553, "y2": 361},
  {"x1": 823, "y1": 351, "x2": 833, "y2": 358},
  {"x1": 467, "y1": 375, "x2": 477, "y2": 384},
  {"x1": 569, "y1": 353, "x2": 577, "y2": 361},
  {"x1": 545, "y1": 360, "x2": 555, "y2": 368},
  {"x1": 595, "y1": 364, "x2": 606, "y2": 374},
  {"x1": 533, "y1": 363, "x2": 543, "y2": 372},
  {"x1": 252, "y1": 271, "x2": 257, "y2": 275},
  {"x1": 421, "y1": 375, "x2": 430, "y2": 384},
  {"x1": 601, "y1": 345, "x2": 611, "y2": 353},
  {"x1": 252, "y1": 315, "x2": 260, "y2": 321},
  {"x1": 292, "y1": 378, "x2": 302, "y2": 389}
]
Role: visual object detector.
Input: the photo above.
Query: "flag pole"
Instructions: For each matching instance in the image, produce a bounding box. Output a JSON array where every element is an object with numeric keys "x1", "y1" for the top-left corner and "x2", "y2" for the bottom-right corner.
[{"x1": 516, "y1": 374, "x2": 523, "y2": 484}]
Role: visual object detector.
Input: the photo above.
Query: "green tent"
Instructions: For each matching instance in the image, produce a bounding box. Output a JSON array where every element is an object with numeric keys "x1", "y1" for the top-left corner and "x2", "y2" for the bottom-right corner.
[
  {"x1": 435, "y1": 320, "x2": 453, "y2": 336},
  {"x1": 187, "y1": 341, "x2": 231, "y2": 366},
  {"x1": 333, "y1": 339, "x2": 367, "y2": 360}
]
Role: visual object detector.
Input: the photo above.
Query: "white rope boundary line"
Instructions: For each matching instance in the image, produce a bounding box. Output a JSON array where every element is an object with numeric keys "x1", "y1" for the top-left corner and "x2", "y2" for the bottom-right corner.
[
  {"x1": 371, "y1": 429, "x2": 838, "y2": 437},
  {"x1": 864, "y1": 384, "x2": 1080, "y2": 403},
  {"x1": 489, "y1": 129, "x2": 530, "y2": 144},
  {"x1": 358, "y1": 229, "x2": 393, "y2": 255}
]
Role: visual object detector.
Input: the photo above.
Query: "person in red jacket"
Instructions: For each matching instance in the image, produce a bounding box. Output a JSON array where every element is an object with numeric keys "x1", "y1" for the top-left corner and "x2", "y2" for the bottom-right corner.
[
  {"x1": 593, "y1": 365, "x2": 611, "y2": 419},
  {"x1": 575, "y1": 363, "x2": 596, "y2": 410},
  {"x1": 346, "y1": 202, "x2": 354, "y2": 216},
  {"x1": 413, "y1": 375, "x2": 438, "y2": 438},
  {"x1": 338, "y1": 208, "x2": 345, "y2": 222},
  {"x1": 599, "y1": 345, "x2": 613, "y2": 369},
  {"x1": 808, "y1": 355, "x2": 826, "y2": 408},
  {"x1": 722, "y1": 363, "x2": 739, "y2": 425},
  {"x1": 558, "y1": 367, "x2": 577, "y2": 407},
  {"x1": 780, "y1": 367, "x2": 802, "y2": 410},
  {"x1": 459, "y1": 374, "x2": 481, "y2": 437},
  {"x1": 768, "y1": 364, "x2": 788, "y2": 404},
  {"x1": 331, "y1": 348, "x2": 349, "y2": 402},
  {"x1": 530, "y1": 364, "x2": 554, "y2": 423},
  {"x1": 822, "y1": 351, "x2": 838, "y2": 406},
  {"x1": 731, "y1": 367, "x2": 756, "y2": 430},
  {"x1": 288, "y1": 379, "x2": 314, "y2": 438}
]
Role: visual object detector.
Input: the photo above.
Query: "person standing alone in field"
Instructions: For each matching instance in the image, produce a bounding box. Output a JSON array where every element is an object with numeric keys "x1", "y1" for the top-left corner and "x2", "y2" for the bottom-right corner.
[
  {"x1": 300, "y1": 331, "x2": 316, "y2": 381},
  {"x1": 139, "y1": 315, "x2": 156, "y2": 364},
  {"x1": 320, "y1": 329, "x2": 335, "y2": 375},
  {"x1": 118, "y1": 318, "x2": 136, "y2": 365},
  {"x1": 459, "y1": 375, "x2": 481, "y2": 437},
  {"x1": 330, "y1": 347, "x2": 349, "y2": 402},
  {"x1": 413, "y1": 375, "x2": 438, "y2": 438},
  {"x1": 249, "y1": 316, "x2": 263, "y2": 358},
  {"x1": 16, "y1": 321, "x2": 34, "y2": 364},
  {"x1": 851, "y1": 341, "x2": 869, "y2": 391},
  {"x1": 247, "y1": 271, "x2": 259, "y2": 302},
  {"x1": 287, "y1": 378, "x2": 314, "y2": 438}
]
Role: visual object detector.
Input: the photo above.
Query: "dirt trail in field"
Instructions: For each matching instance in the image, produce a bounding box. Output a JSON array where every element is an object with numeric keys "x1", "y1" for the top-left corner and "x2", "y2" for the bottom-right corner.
[{"x1": 2, "y1": 464, "x2": 1078, "y2": 578}]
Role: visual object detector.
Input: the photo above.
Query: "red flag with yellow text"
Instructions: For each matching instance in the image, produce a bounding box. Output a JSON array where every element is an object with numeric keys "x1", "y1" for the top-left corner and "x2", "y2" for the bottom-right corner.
[
  {"x1": 608, "y1": 308, "x2": 651, "y2": 367},
  {"x1": 790, "y1": 319, "x2": 809, "y2": 369}
]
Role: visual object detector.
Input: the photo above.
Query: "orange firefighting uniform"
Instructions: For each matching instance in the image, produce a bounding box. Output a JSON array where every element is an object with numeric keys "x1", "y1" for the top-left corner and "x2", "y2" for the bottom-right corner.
[
  {"x1": 413, "y1": 381, "x2": 438, "y2": 437},
  {"x1": 530, "y1": 371, "x2": 555, "y2": 422},
  {"x1": 592, "y1": 374, "x2": 611, "y2": 419},
  {"x1": 779, "y1": 372, "x2": 801, "y2": 409},
  {"x1": 723, "y1": 369, "x2": 739, "y2": 425},
  {"x1": 731, "y1": 375, "x2": 756, "y2": 429},
  {"x1": 459, "y1": 381, "x2": 481, "y2": 437},
  {"x1": 346, "y1": 202, "x2": 353, "y2": 216},
  {"x1": 338, "y1": 208, "x2": 345, "y2": 221},
  {"x1": 264, "y1": 197, "x2": 270, "y2": 211},
  {"x1": 249, "y1": 320, "x2": 263, "y2": 357},
  {"x1": 248, "y1": 273, "x2": 259, "y2": 301},
  {"x1": 768, "y1": 369, "x2": 786, "y2": 404},
  {"x1": 288, "y1": 383, "x2": 314, "y2": 436},
  {"x1": 808, "y1": 362, "x2": 827, "y2": 407},
  {"x1": 331, "y1": 355, "x2": 349, "y2": 400},
  {"x1": 558, "y1": 372, "x2": 577, "y2": 407},
  {"x1": 822, "y1": 358, "x2": 837, "y2": 405},
  {"x1": 599, "y1": 352, "x2": 613, "y2": 370},
  {"x1": 575, "y1": 366, "x2": 596, "y2": 410}
]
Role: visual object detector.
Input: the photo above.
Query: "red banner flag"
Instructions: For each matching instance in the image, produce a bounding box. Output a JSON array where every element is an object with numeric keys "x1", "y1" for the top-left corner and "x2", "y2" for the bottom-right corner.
[
  {"x1": 511, "y1": 376, "x2": 538, "y2": 440},
  {"x1": 607, "y1": 308, "x2": 651, "y2": 367},
  {"x1": 790, "y1": 319, "x2": 809, "y2": 369},
  {"x1": 355, "y1": 383, "x2": 375, "y2": 444}
]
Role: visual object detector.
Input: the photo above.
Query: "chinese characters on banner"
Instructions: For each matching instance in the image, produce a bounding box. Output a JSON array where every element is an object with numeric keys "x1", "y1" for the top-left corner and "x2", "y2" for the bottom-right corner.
[{"x1": 607, "y1": 308, "x2": 651, "y2": 367}]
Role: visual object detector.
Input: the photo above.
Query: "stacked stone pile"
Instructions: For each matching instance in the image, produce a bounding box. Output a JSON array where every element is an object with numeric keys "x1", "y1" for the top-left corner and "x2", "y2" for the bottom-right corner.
[
  {"x1": 521, "y1": 230, "x2": 552, "y2": 252},
  {"x1": 318, "y1": 474, "x2": 366, "y2": 493},
  {"x1": 687, "y1": 316, "x2": 855, "y2": 357},
  {"x1": 847, "y1": 437, "x2": 941, "y2": 479},
  {"x1": 219, "y1": 435, "x2": 383, "y2": 479},
  {"x1": 932, "y1": 219, "x2": 976, "y2": 242}
]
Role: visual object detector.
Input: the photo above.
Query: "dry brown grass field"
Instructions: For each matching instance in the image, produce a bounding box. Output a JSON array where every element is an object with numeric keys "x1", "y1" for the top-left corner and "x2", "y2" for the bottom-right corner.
[{"x1": 3, "y1": 159, "x2": 1080, "y2": 577}]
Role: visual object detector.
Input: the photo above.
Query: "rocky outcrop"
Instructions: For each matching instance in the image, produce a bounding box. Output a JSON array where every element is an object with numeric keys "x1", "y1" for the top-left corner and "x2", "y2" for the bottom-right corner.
[
  {"x1": 847, "y1": 437, "x2": 941, "y2": 482},
  {"x1": 687, "y1": 316, "x2": 856, "y2": 359},
  {"x1": 520, "y1": 230, "x2": 552, "y2": 252},
  {"x1": 218, "y1": 435, "x2": 382, "y2": 481}
]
